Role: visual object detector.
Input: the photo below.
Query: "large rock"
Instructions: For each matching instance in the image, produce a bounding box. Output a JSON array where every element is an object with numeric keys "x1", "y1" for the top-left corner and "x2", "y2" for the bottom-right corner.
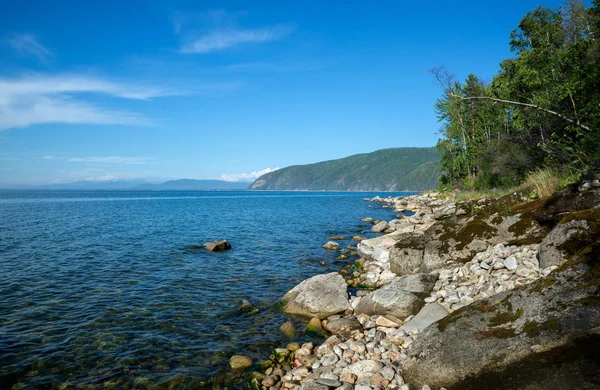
[
  {"x1": 371, "y1": 221, "x2": 389, "y2": 233},
  {"x1": 389, "y1": 246, "x2": 424, "y2": 276},
  {"x1": 401, "y1": 303, "x2": 449, "y2": 333},
  {"x1": 539, "y1": 219, "x2": 589, "y2": 269},
  {"x1": 324, "y1": 316, "x2": 363, "y2": 340},
  {"x1": 354, "y1": 283, "x2": 423, "y2": 320},
  {"x1": 387, "y1": 273, "x2": 437, "y2": 298},
  {"x1": 229, "y1": 355, "x2": 253, "y2": 370},
  {"x1": 282, "y1": 273, "x2": 351, "y2": 319},
  {"x1": 204, "y1": 240, "x2": 231, "y2": 251},
  {"x1": 402, "y1": 243, "x2": 600, "y2": 389},
  {"x1": 358, "y1": 231, "x2": 416, "y2": 264}
]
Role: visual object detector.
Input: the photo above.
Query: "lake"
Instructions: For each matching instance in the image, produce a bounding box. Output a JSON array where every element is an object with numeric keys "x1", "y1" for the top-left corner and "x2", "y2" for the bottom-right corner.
[{"x1": 0, "y1": 190, "x2": 414, "y2": 388}]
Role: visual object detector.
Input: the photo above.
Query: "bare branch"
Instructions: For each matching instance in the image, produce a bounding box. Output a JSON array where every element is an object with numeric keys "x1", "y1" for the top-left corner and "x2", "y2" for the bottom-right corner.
[{"x1": 450, "y1": 94, "x2": 592, "y2": 132}]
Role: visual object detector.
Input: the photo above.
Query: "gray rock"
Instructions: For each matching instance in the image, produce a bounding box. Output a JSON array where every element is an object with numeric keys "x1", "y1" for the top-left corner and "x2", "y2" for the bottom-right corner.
[
  {"x1": 283, "y1": 273, "x2": 351, "y2": 319},
  {"x1": 387, "y1": 273, "x2": 437, "y2": 298},
  {"x1": 371, "y1": 221, "x2": 389, "y2": 233},
  {"x1": 341, "y1": 360, "x2": 383, "y2": 383},
  {"x1": 503, "y1": 256, "x2": 518, "y2": 271},
  {"x1": 389, "y1": 246, "x2": 424, "y2": 276},
  {"x1": 324, "y1": 241, "x2": 341, "y2": 250},
  {"x1": 538, "y1": 220, "x2": 588, "y2": 268},
  {"x1": 316, "y1": 378, "x2": 343, "y2": 388},
  {"x1": 401, "y1": 303, "x2": 449, "y2": 333},
  {"x1": 354, "y1": 284, "x2": 423, "y2": 320},
  {"x1": 402, "y1": 251, "x2": 600, "y2": 389},
  {"x1": 204, "y1": 240, "x2": 231, "y2": 252},
  {"x1": 325, "y1": 316, "x2": 363, "y2": 340}
]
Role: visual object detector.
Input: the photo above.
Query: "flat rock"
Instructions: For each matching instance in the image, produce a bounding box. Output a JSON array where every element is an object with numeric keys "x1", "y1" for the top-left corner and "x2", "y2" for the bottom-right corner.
[
  {"x1": 283, "y1": 273, "x2": 351, "y2": 319},
  {"x1": 204, "y1": 240, "x2": 231, "y2": 252},
  {"x1": 400, "y1": 303, "x2": 449, "y2": 333}
]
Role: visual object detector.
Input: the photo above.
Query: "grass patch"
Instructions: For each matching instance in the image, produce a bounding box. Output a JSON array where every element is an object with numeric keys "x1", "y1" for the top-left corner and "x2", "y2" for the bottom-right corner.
[{"x1": 522, "y1": 168, "x2": 580, "y2": 199}]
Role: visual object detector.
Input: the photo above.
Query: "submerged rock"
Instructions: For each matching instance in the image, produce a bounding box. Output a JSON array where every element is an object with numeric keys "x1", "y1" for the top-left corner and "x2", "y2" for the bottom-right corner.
[
  {"x1": 282, "y1": 273, "x2": 351, "y2": 319},
  {"x1": 280, "y1": 321, "x2": 297, "y2": 339},
  {"x1": 229, "y1": 355, "x2": 253, "y2": 370},
  {"x1": 204, "y1": 240, "x2": 232, "y2": 252}
]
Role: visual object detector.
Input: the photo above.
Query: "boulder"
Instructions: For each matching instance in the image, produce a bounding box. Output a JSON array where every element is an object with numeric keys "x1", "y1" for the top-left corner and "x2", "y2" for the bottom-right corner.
[
  {"x1": 280, "y1": 321, "x2": 297, "y2": 338},
  {"x1": 539, "y1": 219, "x2": 588, "y2": 268},
  {"x1": 323, "y1": 241, "x2": 340, "y2": 250},
  {"x1": 306, "y1": 317, "x2": 325, "y2": 337},
  {"x1": 387, "y1": 273, "x2": 437, "y2": 298},
  {"x1": 229, "y1": 355, "x2": 253, "y2": 370},
  {"x1": 389, "y1": 246, "x2": 424, "y2": 276},
  {"x1": 402, "y1": 243, "x2": 600, "y2": 389},
  {"x1": 204, "y1": 240, "x2": 231, "y2": 252},
  {"x1": 358, "y1": 231, "x2": 413, "y2": 264},
  {"x1": 371, "y1": 221, "x2": 389, "y2": 233},
  {"x1": 400, "y1": 303, "x2": 449, "y2": 333},
  {"x1": 324, "y1": 316, "x2": 363, "y2": 340},
  {"x1": 354, "y1": 283, "x2": 423, "y2": 320},
  {"x1": 282, "y1": 273, "x2": 351, "y2": 319}
]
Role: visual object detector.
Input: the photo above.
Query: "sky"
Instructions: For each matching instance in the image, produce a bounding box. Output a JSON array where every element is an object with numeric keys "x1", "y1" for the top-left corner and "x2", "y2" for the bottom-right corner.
[{"x1": 0, "y1": 0, "x2": 564, "y2": 185}]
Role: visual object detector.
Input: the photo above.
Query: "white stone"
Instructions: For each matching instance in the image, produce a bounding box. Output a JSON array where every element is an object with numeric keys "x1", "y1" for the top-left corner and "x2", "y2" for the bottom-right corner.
[{"x1": 503, "y1": 256, "x2": 518, "y2": 271}]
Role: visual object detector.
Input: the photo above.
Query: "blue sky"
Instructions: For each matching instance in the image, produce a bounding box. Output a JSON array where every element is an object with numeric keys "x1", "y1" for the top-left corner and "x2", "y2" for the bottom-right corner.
[{"x1": 0, "y1": 0, "x2": 564, "y2": 185}]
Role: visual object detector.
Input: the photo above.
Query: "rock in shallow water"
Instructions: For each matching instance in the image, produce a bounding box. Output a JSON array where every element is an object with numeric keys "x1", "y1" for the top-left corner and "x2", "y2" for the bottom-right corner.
[
  {"x1": 229, "y1": 355, "x2": 253, "y2": 370},
  {"x1": 282, "y1": 273, "x2": 351, "y2": 319},
  {"x1": 204, "y1": 240, "x2": 232, "y2": 251},
  {"x1": 323, "y1": 241, "x2": 341, "y2": 250}
]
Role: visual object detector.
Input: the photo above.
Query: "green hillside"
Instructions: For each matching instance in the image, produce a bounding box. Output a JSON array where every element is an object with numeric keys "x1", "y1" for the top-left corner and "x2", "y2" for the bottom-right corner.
[{"x1": 249, "y1": 147, "x2": 440, "y2": 191}]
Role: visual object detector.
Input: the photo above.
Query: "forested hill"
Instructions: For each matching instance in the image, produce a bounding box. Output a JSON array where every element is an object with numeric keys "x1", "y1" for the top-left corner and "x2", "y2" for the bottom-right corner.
[{"x1": 249, "y1": 148, "x2": 441, "y2": 191}]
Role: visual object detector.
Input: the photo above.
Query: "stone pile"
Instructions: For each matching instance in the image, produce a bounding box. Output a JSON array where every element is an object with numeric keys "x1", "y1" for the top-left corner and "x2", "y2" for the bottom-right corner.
[{"x1": 424, "y1": 243, "x2": 558, "y2": 312}]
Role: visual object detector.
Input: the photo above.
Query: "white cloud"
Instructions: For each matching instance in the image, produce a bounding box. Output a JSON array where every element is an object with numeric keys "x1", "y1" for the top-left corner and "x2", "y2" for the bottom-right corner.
[
  {"x1": 5, "y1": 33, "x2": 53, "y2": 63},
  {"x1": 43, "y1": 155, "x2": 55, "y2": 160},
  {"x1": 220, "y1": 167, "x2": 279, "y2": 182},
  {"x1": 68, "y1": 156, "x2": 151, "y2": 164},
  {"x1": 180, "y1": 26, "x2": 293, "y2": 53},
  {"x1": 0, "y1": 74, "x2": 179, "y2": 130},
  {"x1": 85, "y1": 174, "x2": 117, "y2": 181}
]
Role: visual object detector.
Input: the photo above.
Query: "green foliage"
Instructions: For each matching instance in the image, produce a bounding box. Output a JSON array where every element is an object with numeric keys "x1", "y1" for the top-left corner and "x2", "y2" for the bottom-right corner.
[
  {"x1": 436, "y1": 0, "x2": 600, "y2": 190},
  {"x1": 249, "y1": 147, "x2": 441, "y2": 191}
]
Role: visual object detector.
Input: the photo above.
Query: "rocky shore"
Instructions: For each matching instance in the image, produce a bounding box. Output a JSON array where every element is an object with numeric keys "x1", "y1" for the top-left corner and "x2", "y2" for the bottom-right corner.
[{"x1": 244, "y1": 179, "x2": 600, "y2": 390}]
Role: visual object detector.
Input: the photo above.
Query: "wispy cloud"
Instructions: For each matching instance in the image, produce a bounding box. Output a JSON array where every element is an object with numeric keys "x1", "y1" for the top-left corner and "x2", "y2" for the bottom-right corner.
[
  {"x1": 85, "y1": 174, "x2": 118, "y2": 181},
  {"x1": 43, "y1": 155, "x2": 55, "y2": 160},
  {"x1": 0, "y1": 74, "x2": 180, "y2": 130},
  {"x1": 180, "y1": 25, "x2": 294, "y2": 54},
  {"x1": 220, "y1": 167, "x2": 279, "y2": 182},
  {"x1": 68, "y1": 156, "x2": 152, "y2": 165},
  {"x1": 5, "y1": 33, "x2": 53, "y2": 63}
]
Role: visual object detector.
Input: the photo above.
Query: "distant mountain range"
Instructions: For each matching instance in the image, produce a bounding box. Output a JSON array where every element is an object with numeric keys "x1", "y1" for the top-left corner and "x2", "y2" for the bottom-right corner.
[
  {"x1": 249, "y1": 147, "x2": 441, "y2": 191},
  {"x1": 1, "y1": 179, "x2": 250, "y2": 191}
]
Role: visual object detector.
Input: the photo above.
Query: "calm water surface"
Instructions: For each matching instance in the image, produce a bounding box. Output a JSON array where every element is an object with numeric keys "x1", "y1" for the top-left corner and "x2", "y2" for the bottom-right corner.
[{"x1": 0, "y1": 190, "x2": 413, "y2": 389}]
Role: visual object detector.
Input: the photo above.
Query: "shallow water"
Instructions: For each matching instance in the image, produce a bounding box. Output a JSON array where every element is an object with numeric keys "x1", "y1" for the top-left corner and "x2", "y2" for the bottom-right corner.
[{"x1": 0, "y1": 190, "x2": 413, "y2": 389}]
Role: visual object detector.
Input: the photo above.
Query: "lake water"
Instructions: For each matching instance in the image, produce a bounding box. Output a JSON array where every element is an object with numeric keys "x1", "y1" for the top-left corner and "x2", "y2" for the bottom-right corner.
[{"x1": 0, "y1": 190, "x2": 413, "y2": 389}]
